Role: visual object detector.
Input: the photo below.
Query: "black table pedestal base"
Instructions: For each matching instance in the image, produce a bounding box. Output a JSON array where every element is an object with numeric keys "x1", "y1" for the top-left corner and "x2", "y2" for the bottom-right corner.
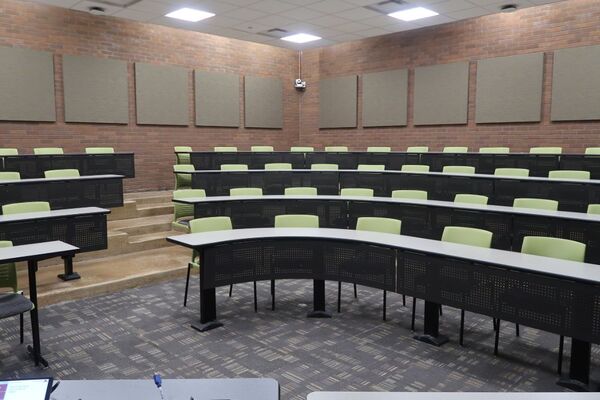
[
  {"x1": 556, "y1": 378, "x2": 595, "y2": 392},
  {"x1": 191, "y1": 320, "x2": 223, "y2": 332},
  {"x1": 307, "y1": 310, "x2": 332, "y2": 318},
  {"x1": 26, "y1": 345, "x2": 48, "y2": 368},
  {"x1": 414, "y1": 334, "x2": 449, "y2": 347},
  {"x1": 58, "y1": 272, "x2": 80, "y2": 281}
]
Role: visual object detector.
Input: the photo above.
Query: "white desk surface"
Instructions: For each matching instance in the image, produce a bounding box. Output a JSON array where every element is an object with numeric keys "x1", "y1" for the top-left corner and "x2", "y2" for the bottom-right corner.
[
  {"x1": 0, "y1": 174, "x2": 124, "y2": 184},
  {"x1": 307, "y1": 392, "x2": 599, "y2": 400},
  {"x1": 0, "y1": 241, "x2": 78, "y2": 263},
  {"x1": 0, "y1": 207, "x2": 110, "y2": 223}
]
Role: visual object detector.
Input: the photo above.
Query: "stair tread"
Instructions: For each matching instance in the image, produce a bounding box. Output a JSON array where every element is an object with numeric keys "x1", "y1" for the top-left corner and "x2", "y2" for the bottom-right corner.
[
  {"x1": 128, "y1": 230, "x2": 180, "y2": 243},
  {"x1": 109, "y1": 214, "x2": 173, "y2": 230}
]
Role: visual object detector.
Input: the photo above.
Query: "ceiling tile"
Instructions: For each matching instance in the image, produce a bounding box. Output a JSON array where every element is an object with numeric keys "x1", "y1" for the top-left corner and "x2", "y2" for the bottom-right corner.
[
  {"x1": 113, "y1": 8, "x2": 156, "y2": 21},
  {"x1": 428, "y1": 0, "x2": 478, "y2": 13},
  {"x1": 446, "y1": 6, "x2": 490, "y2": 20},
  {"x1": 334, "y1": 7, "x2": 381, "y2": 21},
  {"x1": 280, "y1": 0, "x2": 322, "y2": 5},
  {"x1": 249, "y1": 14, "x2": 298, "y2": 28},
  {"x1": 229, "y1": 21, "x2": 271, "y2": 33},
  {"x1": 221, "y1": 7, "x2": 268, "y2": 20},
  {"x1": 307, "y1": 0, "x2": 356, "y2": 13},
  {"x1": 353, "y1": 27, "x2": 392, "y2": 37},
  {"x1": 248, "y1": 0, "x2": 299, "y2": 13},
  {"x1": 309, "y1": 14, "x2": 350, "y2": 27},
  {"x1": 203, "y1": 15, "x2": 243, "y2": 27},
  {"x1": 411, "y1": 14, "x2": 455, "y2": 27},
  {"x1": 71, "y1": 0, "x2": 122, "y2": 15},
  {"x1": 129, "y1": 0, "x2": 173, "y2": 15},
  {"x1": 332, "y1": 21, "x2": 373, "y2": 33},
  {"x1": 277, "y1": 7, "x2": 324, "y2": 21}
]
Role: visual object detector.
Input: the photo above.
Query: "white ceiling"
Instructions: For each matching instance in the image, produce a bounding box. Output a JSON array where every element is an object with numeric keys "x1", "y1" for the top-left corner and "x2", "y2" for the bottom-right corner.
[{"x1": 27, "y1": 0, "x2": 565, "y2": 49}]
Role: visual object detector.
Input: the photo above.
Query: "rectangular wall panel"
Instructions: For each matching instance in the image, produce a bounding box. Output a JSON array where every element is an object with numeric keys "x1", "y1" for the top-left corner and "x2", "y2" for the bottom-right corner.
[
  {"x1": 475, "y1": 53, "x2": 544, "y2": 124},
  {"x1": 414, "y1": 62, "x2": 469, "y2": 125},
  {"x1": 63, "y1": 55, "x2": 128, "y2": 124},
  {"x1": 244, "y1": 76, "x2": 283, "y2": 129},
  {"x1": 320, "y1": 75, "x2": 357, "y2": 129},
  {"x1": 195, "y1": 70, "x2": 240, "y2": 127},
  {"x1": 551, "y1": 45, "x2": 600, "y2": 121},
  {"x1": 0, "y1": 47, "x2": 55, "y2": 122},
  {"x1": 136, "y1": 63, "x2": 188, "y2": 126},
  {"x1": 362, "y1": 69, "x2": 407, "y2": 127}
]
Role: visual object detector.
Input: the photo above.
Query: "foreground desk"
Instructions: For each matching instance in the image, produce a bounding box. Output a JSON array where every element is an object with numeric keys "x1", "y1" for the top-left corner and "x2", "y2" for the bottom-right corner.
[
  {"x1": 1, "y1": 152, "x2": 135, "y2": 179},
  {"x1": 167, "y1": 228, "x2": 600, "y2": 390},
  {"x1": 0, "y1": 174, "x2": 124, "y2": 209},
  {"x1": 0, "y1": 241, "x2": 78, "y2": 366},
  {"x1": 307, "y1": 393, "x2": 600, "y2": 400},
  {"x1": 52, "y1": 378, "x2": 279, "y2": 400}
]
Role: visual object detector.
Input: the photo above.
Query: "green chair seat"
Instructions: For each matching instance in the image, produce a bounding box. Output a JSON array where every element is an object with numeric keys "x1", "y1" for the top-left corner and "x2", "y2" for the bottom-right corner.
[
  {"x1": 34, "y1": 147, "x2": 63, "y2": 155},
  {"x1": 284, "y1": 187, "x2": 317, "y2": 196},
  {"x1": 530, "y1": 147, "x2": 562, "y2": 154},
  {"x1": 0, "y1": 148, "x2": 18, "y2": 156},
  {"x1": 86, "y1": 147, "x2": 115, "y2": 154},
  {"x1": 340, "y1": 188, "x2": 374, "y2": 197},
  {"x1": 401, "y1": 164, "x2": 430, "y2": 173},
  {"x1": 454, "y1": 194, "x2": 488, "y2": 205},
  {"x1": 214, "y1": 147, "x2": 237, "y2": 152},
  {"x1": 290, "y1": 146, "x2": 314, "y2": 152},
  {"x1": 44, "y1": 169, "x2": 80, "y2": 178},
  {"x1": 173, "y1": 164, "x2": 195, "y2": 189},
  {"x1": 367, "y1": 147, "x2": 391, "y2": 152},
  {"x1": 325, "y1": 146, "x2": 348, "y2": 152},
  {"x1": 407, "y1": 146, "x2": 428, "y2": 153},
  {"x1": 585, "y1": 147, "x2": 600, "y2": 155},
  {"x1": 251, "y1": 146, "x2": 274, "y2": 152},
  {"x1": 311, "y1": 164, "x2": 338, "y2": 170},
  {"x1": 357, "y1": 164, "x2": 385, "y2": 171},
  {"x1": 479, "y1": 147, "x2": 510, "y2": 153},
  {"x1": 174, "y1": 146, "x2": 192, "y2": 164},
  {"x1": 494, "y1": 168, "x2": 529, "y2": 177},
  {"x1": 548, "y1": 170, "x2": 590, "y2": 180},
  {"x1": 172, "y1": 189, "x2": 206, "y2": 231},
  {"x1": 443, "y1": 146, "x2": 468, "y2": 153},
  {"x1": 391, "y1": 190, "x2": 427, "y2": 200},
  {"x1": 274, "y1": 214, "x2": 319, "y2": 228},
  {"x1": 443, "y1": 165, "x2": 475, "y2": 174},
  {"x1": 230, "y1": 188, "x2": 263, "y2": 196},
  {"x1": 513, "y1": 198, "x2": 558, "y2": 211},
  {"x1": 265, "y1": 163, "x2": 292, "y2": 170},
  {"x1": 2, "y1": 201, "x2": 50, "y2": 215},
  {"x1": 0, "y1": 172, "x2": 20, "y2": 181},
  {"x1": 220, "y1": 164, "x2": 248, "y2": 171},
  {"x1": 588, "y1": 204, "x2": 600, "y2": 215}
]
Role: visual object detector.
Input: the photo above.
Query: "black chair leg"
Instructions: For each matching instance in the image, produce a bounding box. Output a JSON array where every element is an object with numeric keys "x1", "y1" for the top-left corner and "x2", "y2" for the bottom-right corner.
[
  {"x1": 229, "y1": 284, "x2": 233, "y2": 297},
  {"x1": 253, "y1": 281, "x2": 257, "y2": 313},
  {"x1": 494, "y1": 319, "x2": 501, "y2": 356},
  {"x1": 270, "y1": 280, "x2": 275, "y2": 311},
  {"x1": 353, "y1": 283, "x2": 357, "y2": 298},
  {"x1": 558, "y1": 335, "x2": 564, "y2": 375},
  {"x1": 183, "y1": 263, "x2": 192, "y2": 307},
  {"x1": 337, "y1": 281, "x2": 342, "y2": 313},
  {"x1": 20, "y1": 313, "x2": 24, "y2": 344},
  {"x1": 411, "y1": 297, "x2": 416, "y2": 331},
  {"x1": 515, "y1": 323, "x2": 520, "y2": 337},
  {"x1": 459, "y1": 309, "x2": 465, "y2": 346},
  {"x1": 439, "y1": 305, "x2": 443, "y2": 316},
  {"x1": 382, "y1": 290, "x2": 387, "y2": 321},
  {"x1": 402, "y1": 294, "x2": 406, "y2": 307}
]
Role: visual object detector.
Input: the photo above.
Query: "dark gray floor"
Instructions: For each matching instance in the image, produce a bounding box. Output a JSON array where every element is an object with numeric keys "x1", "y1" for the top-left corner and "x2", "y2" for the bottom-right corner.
[{"x1": 0, "y1": 278, "x2": 598, "y2": 399}]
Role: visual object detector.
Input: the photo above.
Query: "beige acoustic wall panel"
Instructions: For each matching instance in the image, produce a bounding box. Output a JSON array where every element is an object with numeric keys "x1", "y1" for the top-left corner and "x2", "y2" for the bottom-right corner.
[
  {"x1": 475, "y1": 53, "x2": 544, "y2": 123},
  {"x1": 320, "y1": 75, "x2": 357, "y2": 128},
  {"x1": 244, "y1": 76, "x2": 283, "y2": 129},
  {"x1": 414, "y1": 62, "x2": 469, "y2": 125},
  {"x1": 551, "y1": 45, "x2": 600, "y2": 121},
  {"x1": 0, "y1": 47, "x2": 55, "y2": 122},
  {"x1": 362, "y1": 69, "x2": 407, "y2": 127},
  {"x1": 63, "y1": 55, "x2": 128, "y2": 124},
  {"x1": 136, "y1": 63, "x2": 188, "y2": 125},
  {"x1": 195, "y1": 70, "x2": 239, "y2": 127}
]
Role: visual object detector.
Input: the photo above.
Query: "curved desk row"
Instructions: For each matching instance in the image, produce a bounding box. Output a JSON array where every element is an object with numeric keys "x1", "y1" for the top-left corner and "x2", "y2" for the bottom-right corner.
[
  {"x1": 1, "y1": 153, "x2": 135, "y2": 179},
  {"x1": 0, "y1": 174, "x2": 124, "y2": 209},
  {"x1": 187, "y1": 169, "x2": 600, "y2": 212},
  {"x1": 175, "y1": 195, "x2": 600, "y2": 264},
  {"x1": 167, "y1": 228, "x2": 600, "y2": 390},
  {"x1": 182, "y1": 151, "x2": 600, "y2": 179}
]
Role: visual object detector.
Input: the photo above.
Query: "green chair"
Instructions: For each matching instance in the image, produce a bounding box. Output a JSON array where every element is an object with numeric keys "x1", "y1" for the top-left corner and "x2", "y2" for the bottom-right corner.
[
  {"x1": 454, "y1": 194, "x2": 488, "y2": 205},
  {"x1": 34, "y1": 147, "x2": 63, "y2": 155},
  {"x1": 0, "y1": 148, "x2": 18, "y2": 156},
  {"x1": 548, "y1": 170, "x2": 590, "y2": 180},
  {"x1": 265, "y1": 163, "x2": 292, "y2": 170},
  {"x1": 340, "y1": 188, "x2": 374, "y2": 197},
  {"x1": 530, "y1": 147, "x2": 562, "y2": 154},
  {"x1": 251, "y1": 146, "x2": 274, "y2": 152},
  {"x1": 325, "y1": 146, "x2": 348, "y2": 152},
  {"x1": 230, "y1": 188, "x2": 263, "y2": 196},
  {"x1": 367, "y1": 147, "x2": 391, "y2": 152},
  {"x1": 407, "y1": 146, "x2": 428, "y2": 153},
  {"x1": 341, "y1": 217, "x2": 403, "y2": 318},
  {"x1": 401, "y1": 164, "x2": 430, "y2": 173},
  {"x1": 284, "y1": 187, "x2": 317, "y2": 196},
  {"x1": 172, "y1": 189, "x2": 206, "y2": 231},
  {"x1": 587, "y1": 204, "x2": 600, "y2": 215},
  {"x1": 85, "y1": 147, "x2": 114, "y2": 154},
  {"x1": 220, "y1": 164, "x2": 248, "y2": 171},
  {"x1": 513, "y1": 198, "x2": 558, "y2": 211},
  {"x1": 214, "y1": 146, "x2": 237, "y2": 152},
  {"x1": 174, "y1": 146, "x2": 192, "y2": 164},
  {"x1": 311, "y1": 164, "x2": 338, "y2": 170},
  {"x1": 0, "y1": 240, "x2": 31, "y2": 345},
  {"x1": 0, "y1": 172, "x2": 20, "y2": 181},
  {"x1": 479, "y1": 147, "x2": 510, "y2": 153},
  {"x1": 2, "y1": 202, "x2": 50, "y2": 215},
  {"x1": 44, "y1": 169, "x2": 80, "y2": 178},
  {"x1": 173, "y1": 164, "x2": 195, "y2": 189},
  {"x1": 585, "y1": 147, "x2": 600, "y2": 155},
  {"x1": 391, "y1": 190, "x2": 428, "y2": 200},
  {"x1": 442, "y1": 166, "x2": 475, "y2": 174},
  {"x1": 290, "y1": 146, "x2": 314, "y2": 152},
  {"x1": 443, "y1": 146, "x2": 468, "y2": 153},
  {"x1": 494, "y1": 168, "x2": 529, "y2": 177},
  {"x1": 357, "y1": 164, "x2": 385, "y2": 171}
]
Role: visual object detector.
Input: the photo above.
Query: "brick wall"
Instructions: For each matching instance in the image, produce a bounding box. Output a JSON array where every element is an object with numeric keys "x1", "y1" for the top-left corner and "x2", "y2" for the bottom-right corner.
[
  {"x1": 298, "y1": 0, "x2": 600, "y2": 152},
  {"x1": 0, "y1": 0, "x2": 299, "y2": 192}
]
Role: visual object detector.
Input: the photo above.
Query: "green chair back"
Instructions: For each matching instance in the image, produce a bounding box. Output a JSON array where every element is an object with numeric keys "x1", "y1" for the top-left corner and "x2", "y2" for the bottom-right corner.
[
  {"x1": 214, "y1": 147, "x2": 237, "y2": 152},
  {"x1": 442, "y1": 226, "x2": 493, "y2": 248},
  {"x1": 2, "y1": 201, "x2": 50, "y2": 215},
  {"x1": 367, "y1": 147, "x2": 391, "y2": 153},
  {"x1": 443, "y1": 165, "x2": 475, "y2": 174},
  {"x1": 356, "y1": 217, "x2": 401, "y2": 235},
  {"x1": 174, "y1": 164, "x2": 195, "y2": 189},
  {"x1": 174, "y1": 146, "x2": 192, "y2": 164},
  {"x1": 443, "y1": 146, "x2": 468, "y2": 153},
  {"x1": 290, "y1": 146, "x2": 314, "y2": 152},
  {"x1": 454, "y1": 194, "x2": 488, "y2": 205},
  {"x1": 513, "y1": 198, "x2": 558, "y2": 211},
  {"x1": 0, "y1": 172, "x2": 20, "y2": 181},
  {"x1": 587, "y1": 204, "x2": 600, "y2": 215},
  {"x1": 230, "y1": 188, "x2": 263, "y2": 196},
  {"x1": 220, "y1": 164, "x2": 248, "y2": 171},
  {"x1": 0, "y1": 241, "x2": 17, "y2": 292},
  {"x1": 86, "y1": 147, "x2": 114, "y2": 154},
  {"x1": 0, "y1": 148, "x2": 18, "y2": 156},
  {"x1": 265, "y1": 163, "x2": 292, "y2": 170},
  {"x1": 325, "y1": 146, "x2": 348, "y2": 152},
  {"x1": 172, "y1": 189, "x2": 206, "y2": 230},
  {"x1": 340, "y1": 188, "x2": 374, "y2": 197},
  {"x1": 407, "y1": 146, "x2": 428, "y2": 153},
  {"x1": 311, "y1": 164, "x2": 338, "y2": 170},
  {"x1": 44, "y1": 169, "x2": 80, "y2": 178},
  {"x1": 548, "y1": 170, "x2": 590, "y2": 180},
  {"x1": 401, "y1": 164, "x2": 430, "y2": 173},
  {"x1": 274, "y1": 214, "x2": 319, "y2": 228},
  {"x1": 284, "y1": 187, "x2": 317, "y2": 196},
  {"x1": 479, "y1": 147, "x2": 510, "y2": 153},
  {"x1": 530, "y1": 147, "x2": 562, "y2": 154},
  {"x1": 34, "y1": 147, "x2": 63, "y2": 155},
  {"x1": 357, "y1": 164, "x2": 385, "y2": 171},
  {"x1": 251, "y1": 146, "x2": 274, "y2": 152},
  {"x1": 521, "y1": 236, "x2": 585, "y2": 262},
  {"x1": 585, "y1": 147, "x2": 600, "y2": 155},
  {"x1": 189, "y1": 217, "x2": 233, "y2": 265},
  {"x1": 494, "y1": 168, "x2": 529, "y2": 177},
  {"x1": 391, "y1": 190, "x2": 428, "y2": 200}
]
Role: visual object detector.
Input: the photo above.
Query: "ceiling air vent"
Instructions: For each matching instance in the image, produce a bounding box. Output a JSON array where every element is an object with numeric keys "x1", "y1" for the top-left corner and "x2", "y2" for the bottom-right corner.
[
  {"x1": 257, "y1": 28, "x2": 290, "y2": 39},
  {"x1": 364, "y1": 0, "x2": 408, "y2": 15}
]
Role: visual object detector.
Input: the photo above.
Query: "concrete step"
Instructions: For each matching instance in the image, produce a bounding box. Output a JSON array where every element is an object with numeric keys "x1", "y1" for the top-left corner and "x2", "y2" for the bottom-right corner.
[
  {"x1": 136, "y1": 204, "x2": 173, "y2": 218},
  {"x1": 108, "y1": 214, "x2": 173, "y2": 236},
  {"x1": 126, "y1": 230, "x2": 180, "y2": 253},
  {"x1": 125, "y1": 190, "x2": 173, "y2": 206},
  {"x1": 108, "y1": 201, "x2": 137, "y2": 221}
]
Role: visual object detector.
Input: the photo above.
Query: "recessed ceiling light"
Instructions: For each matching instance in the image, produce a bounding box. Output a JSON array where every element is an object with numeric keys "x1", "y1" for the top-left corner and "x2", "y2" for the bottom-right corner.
[
  {"x1": 165, "y1": 8, "x2": 215, "y2": 22},
  {"x1": 281, "y1": 33, "x2": 322, "y2": 44},
  {"x1": 500, "y1": 4, "x2": 518, "y2": 13},
  {"x1": 88, "y1": 6, "x2": 106, "y2": 15},
  {"x1": 388, "y1": 7, "x2": 438, "y2": 22}
]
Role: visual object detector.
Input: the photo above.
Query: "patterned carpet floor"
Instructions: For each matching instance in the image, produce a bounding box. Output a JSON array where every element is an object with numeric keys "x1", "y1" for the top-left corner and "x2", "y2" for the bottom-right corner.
[{"x1": 0, "y1": 278, "x2": 598, "y2": 399}]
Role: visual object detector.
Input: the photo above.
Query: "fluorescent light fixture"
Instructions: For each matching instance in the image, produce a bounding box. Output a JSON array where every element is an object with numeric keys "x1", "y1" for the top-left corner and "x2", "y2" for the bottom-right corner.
[
  {"x1": 388, "y1": 7, "x2": 438, "y2": 22},
  {"x1": 281, "y1": 33, "x2": 322, "y2": 44},
  {"x1": 165, "y1": 8, "x2": 215, "y2": 22}
]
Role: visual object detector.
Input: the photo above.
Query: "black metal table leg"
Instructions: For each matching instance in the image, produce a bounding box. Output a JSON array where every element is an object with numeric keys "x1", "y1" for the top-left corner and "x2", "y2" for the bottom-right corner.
[
  {"x1": 414, "y1": 300, "x2": 448, "y2": 346},
  {"x1": 26, "y1": 260, "x2": 48, "y2": 367},
  {"x1": 191, "y1": 249, "x2": 222, "y2": 332},
  {"x1": 557, "y1": 338, "x2": 596, "y2": 391},
  {"x1": 58, "y1": 255, "x2": 80, "y2": 281},
  {"x1": 307, "y1": 279, "x2": 331, "y2": 318}
]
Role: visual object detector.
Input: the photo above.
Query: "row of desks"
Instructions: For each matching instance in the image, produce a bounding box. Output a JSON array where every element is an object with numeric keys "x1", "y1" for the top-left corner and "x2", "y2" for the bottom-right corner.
[
  {"x1": 187, "y1": 169, "x2": 600, "y2": 212},
  {"x1": 0, "y1": 152, "x2": 135, "y2": 179},
  {"x1": 181, "y1": 151, "x2": 600, "y2": 178}
]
